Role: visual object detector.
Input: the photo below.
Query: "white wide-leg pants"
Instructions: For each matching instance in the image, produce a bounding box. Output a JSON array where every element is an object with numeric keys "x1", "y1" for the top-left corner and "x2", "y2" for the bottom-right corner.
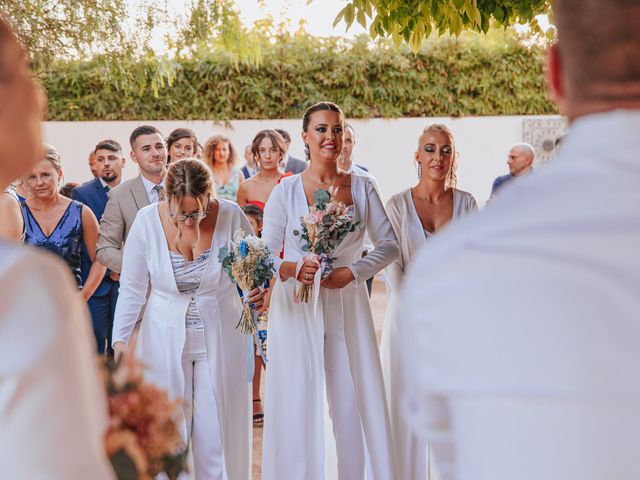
[
  {"x1": 324, "y1": 307, "x2": 366, "y2": 480},
  {"x1": 182, "y1": 329, "x2": 227, "y2": 480}
]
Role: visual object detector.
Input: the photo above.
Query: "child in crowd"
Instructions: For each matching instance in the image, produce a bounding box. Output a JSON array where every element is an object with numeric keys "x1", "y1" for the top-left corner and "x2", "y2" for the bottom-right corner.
[{"x1": 242, "y1": 204, "x2": 269, "y2": 428}]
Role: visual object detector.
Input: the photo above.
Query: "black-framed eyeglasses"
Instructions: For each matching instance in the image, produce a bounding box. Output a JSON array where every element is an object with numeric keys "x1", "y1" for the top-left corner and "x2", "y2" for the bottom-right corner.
[{"x1": 169, "y1": 199, "x2": 210, "y2": 222}]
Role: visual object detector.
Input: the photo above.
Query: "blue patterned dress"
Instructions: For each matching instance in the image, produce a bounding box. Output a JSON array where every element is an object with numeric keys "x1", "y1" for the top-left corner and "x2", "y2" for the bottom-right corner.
[
  {"x1": 21, "y1": 200, "x2": 84, "y2": 288},
  {"x1": 213, "y1": 168, "x2": 243, "y2": 202}
]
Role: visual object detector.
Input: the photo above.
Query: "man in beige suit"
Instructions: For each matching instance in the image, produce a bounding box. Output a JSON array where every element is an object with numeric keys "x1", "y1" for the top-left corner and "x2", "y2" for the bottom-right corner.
[{"x1": 96, "y1": 125, "x2": 167, "y2": 274}]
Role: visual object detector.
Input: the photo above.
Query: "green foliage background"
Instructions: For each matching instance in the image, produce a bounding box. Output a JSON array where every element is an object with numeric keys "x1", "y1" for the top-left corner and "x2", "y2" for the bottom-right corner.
[{"x1": 43, "y1": 31, "x2": 556, "y2": 121}]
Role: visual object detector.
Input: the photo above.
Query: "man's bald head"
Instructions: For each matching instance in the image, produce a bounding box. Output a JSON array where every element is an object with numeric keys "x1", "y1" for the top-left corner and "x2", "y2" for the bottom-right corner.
[
  {"x1": 552, "y1": 0, "x2": 640, "y2": 116},
  {"x1": 507, "y1": 143, "x2": 535, "y2": 177}
]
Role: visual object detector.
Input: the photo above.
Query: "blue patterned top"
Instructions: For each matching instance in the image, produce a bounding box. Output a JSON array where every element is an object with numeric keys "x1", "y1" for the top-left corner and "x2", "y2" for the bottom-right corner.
[
  {"x1": 213, "y1": 168, "x2": 243, "y2": 202},
  {"x1": 169, "y1": 248, "x2": 211, "y2": 330},
  {"x1": 21, "y1": 200, "x2": 84, "y2": 288}
]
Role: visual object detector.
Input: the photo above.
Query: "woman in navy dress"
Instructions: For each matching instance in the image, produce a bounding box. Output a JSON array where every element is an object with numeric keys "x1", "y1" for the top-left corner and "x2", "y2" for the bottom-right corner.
[{"x1": 21, "y1": 146, "x2": 105, "y2": 300}]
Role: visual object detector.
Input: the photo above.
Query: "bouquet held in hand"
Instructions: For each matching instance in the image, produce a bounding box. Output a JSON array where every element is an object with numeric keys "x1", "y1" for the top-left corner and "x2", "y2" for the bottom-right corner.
[
  {"x1": 293, "y1": 189, "x2": 359, "y2": 302},
  {"x1": 218, "y1": 230, "x2": 275, "y2": 334}
]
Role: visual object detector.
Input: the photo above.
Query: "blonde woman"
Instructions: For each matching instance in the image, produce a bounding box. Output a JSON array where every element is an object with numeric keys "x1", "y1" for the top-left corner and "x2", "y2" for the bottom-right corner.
[
  {"x1": 112, "y1": 159, "x2": 262, "y2": 479},
  {"x1": 382, "y1": 124, "x2": 477, "y2": 480},
  {"x1": 21, "y1": 145, "x2": 106, "y2": 299},
  {"x1": 204, "y1": 134, "x2": 244, "y2": 202}
]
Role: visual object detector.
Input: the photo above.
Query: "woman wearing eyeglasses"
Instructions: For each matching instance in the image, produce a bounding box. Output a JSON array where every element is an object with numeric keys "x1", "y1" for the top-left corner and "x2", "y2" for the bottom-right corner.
[{"x1": 112, "y1": 159, "x2": 262, "y2": 480}]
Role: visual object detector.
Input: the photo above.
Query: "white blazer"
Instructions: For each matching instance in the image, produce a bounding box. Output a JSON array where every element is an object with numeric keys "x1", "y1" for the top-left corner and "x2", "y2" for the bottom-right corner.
[
  {"x1": 261, "y1": 174, "x2": 399, "y2": 480},
  {"x1": 112, "y1": 200, "x2": 253, "y2": 480}
]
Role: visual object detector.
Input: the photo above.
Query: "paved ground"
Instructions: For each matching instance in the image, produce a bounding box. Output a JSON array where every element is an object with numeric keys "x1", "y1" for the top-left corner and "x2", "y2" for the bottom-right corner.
[{"x1": 251, "y1": 277, "x2": 388, "y2": 478}]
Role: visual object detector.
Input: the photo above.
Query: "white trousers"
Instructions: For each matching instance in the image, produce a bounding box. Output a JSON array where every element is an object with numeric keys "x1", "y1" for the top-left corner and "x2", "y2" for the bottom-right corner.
[
  {"x1": 324, "y1": 306, "x2": 366, "y2": 480},
  {"x1": 182, "y1": 329, "x2": 227, "y2": 480}
]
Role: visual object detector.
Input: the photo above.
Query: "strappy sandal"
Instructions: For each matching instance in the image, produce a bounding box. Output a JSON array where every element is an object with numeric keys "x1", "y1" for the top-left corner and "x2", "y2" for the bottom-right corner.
[{"x1": 253, "y1": 399, "x2": 264, "y2": 427}]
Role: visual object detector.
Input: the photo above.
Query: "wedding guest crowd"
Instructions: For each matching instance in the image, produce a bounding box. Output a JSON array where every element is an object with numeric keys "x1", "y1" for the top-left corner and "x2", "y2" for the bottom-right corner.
[{"x1": 5, "y1": 1, "x2": 640, "y2": 479}]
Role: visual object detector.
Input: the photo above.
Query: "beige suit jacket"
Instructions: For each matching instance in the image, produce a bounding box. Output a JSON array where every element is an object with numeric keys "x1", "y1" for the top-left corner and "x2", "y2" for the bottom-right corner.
[{"x1": 96, "y1": 175, "x2": 148, "y2": 273}]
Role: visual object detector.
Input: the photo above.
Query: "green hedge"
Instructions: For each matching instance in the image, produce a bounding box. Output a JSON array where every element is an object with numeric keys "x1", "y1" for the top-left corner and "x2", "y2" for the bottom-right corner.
[{"x1": 43, "y1": 32, "x2": 557, "y2": 121}]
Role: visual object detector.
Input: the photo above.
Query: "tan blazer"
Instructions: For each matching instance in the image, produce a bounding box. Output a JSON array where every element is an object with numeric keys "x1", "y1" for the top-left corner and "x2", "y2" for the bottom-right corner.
[{"x1": 96, "y1": 175, "x2": 148, "y2": 273}]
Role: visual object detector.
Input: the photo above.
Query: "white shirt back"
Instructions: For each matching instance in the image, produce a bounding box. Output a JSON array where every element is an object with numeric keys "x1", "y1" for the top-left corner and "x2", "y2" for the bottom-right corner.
[
  {"x1": 0, "y1": 243, "x2": 114, "y2": 479},
  {"x1": 400, "y1": 110, "x2": 640, "y2": 480}
]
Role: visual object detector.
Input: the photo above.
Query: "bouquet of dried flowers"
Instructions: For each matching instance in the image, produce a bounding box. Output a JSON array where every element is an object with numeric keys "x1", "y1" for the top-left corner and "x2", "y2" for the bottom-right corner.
[
  {"x1": 103, "y1": 353, "x2": 187, "y2": 480},
  {"x1": 293, "y1": 189, "x2": 359, "y2": 303},
  {"x1": 218, "y1": 229, "x2": 275, "y2": 335}
]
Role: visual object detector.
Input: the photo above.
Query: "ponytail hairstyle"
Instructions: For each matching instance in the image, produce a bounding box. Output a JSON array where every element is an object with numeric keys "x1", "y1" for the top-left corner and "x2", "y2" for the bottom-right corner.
[
  {"x1": 302, "y1": 101, "x2": 344, "y2": 162},
  {"x1": 165, "y1": 158, "x2": 215, "y2": 249}
]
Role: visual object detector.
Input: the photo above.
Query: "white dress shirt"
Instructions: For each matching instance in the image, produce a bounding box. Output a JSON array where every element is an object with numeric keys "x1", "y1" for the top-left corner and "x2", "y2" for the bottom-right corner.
[
  {"x1": 140, "y1": 174, "x2": 165, "y2": 204},
  {"x1": 399, "y1": 110, "x2": 640, "y2": 480}
]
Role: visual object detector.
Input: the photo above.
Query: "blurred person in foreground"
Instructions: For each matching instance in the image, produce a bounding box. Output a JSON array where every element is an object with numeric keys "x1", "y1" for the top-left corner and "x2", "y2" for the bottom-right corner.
[
  {"x1": 399, "y1": 1, "x2": 640, "y2": 479},
  {"x1": 0, "y1": 16, "x2": 113, "y2": 478}
]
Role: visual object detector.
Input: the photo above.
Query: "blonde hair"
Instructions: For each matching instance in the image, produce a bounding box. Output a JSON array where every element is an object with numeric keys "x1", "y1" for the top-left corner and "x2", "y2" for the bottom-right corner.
[
  {"x1": 417, "y1": 124, "x2": 458, "y2": 189},
  {"x1": 204, "y1": 135, "x2": 238, "y2": 170},
  {"x1": 43, "y1": 144, "x2": 62, "y2": 173},
  {"x1": 165, "y1": 158, "x2": 215, "y2": 249}
]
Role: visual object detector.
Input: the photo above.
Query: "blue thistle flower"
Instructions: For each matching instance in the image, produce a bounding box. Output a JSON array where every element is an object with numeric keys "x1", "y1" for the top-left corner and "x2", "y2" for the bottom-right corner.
[{"x1": 239, "y1": 240, "x2": 249, "y2": 258}]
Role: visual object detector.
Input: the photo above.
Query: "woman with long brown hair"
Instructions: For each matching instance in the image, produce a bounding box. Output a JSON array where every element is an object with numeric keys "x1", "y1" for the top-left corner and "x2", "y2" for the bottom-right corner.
[
  {"x1": 236, "y1": 129, "x2": 290, "y2": 210},
  {"x1": 204, "y1": 134, "x2": 244, "y2": 202},
  {"x1": 112, "y1": 158, "x2": 263, "y2": 480}
]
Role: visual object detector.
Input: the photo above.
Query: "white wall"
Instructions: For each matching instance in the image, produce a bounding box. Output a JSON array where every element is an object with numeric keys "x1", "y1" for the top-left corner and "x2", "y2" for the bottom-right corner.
[{"x1": 43, "y1": 115, "x2": 561, "y2": 206}]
